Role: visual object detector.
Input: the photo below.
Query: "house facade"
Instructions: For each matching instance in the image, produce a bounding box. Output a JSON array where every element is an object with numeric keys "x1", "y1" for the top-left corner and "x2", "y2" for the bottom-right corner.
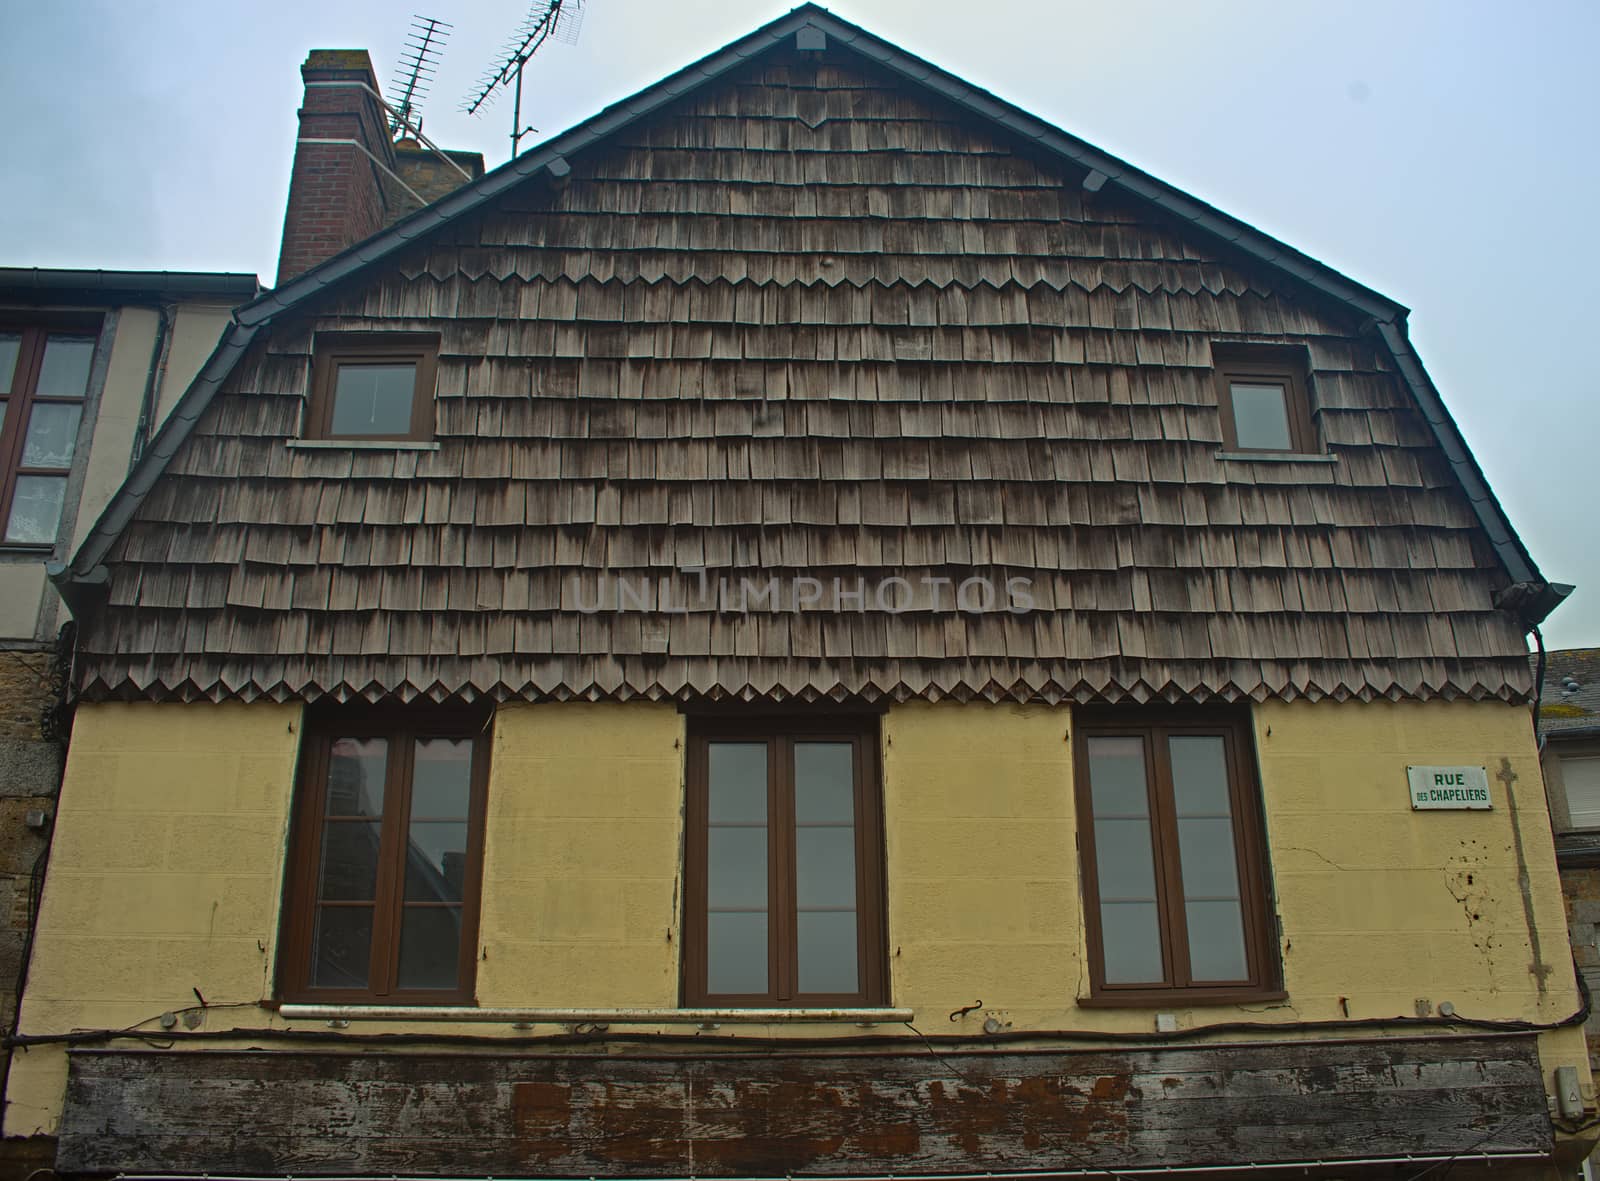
[
  {"x1": 1538, "y1": 648, "x2": 1600, "y2": 1077},
  {"x1": 3, "y1": 8, "x2": 1591, "y2": 1177},
  {"x1": 0, "y1": 267, "x2": 256, "y2": 1176}
]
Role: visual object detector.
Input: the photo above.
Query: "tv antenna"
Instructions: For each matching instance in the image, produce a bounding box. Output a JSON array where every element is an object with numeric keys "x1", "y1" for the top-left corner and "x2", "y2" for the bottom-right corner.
[
  {"x1": 464, "y1": 0, "x2": 586, "y2": 159},
  {"x1": 386, "y1": 15, "x2": 454, "y2": 140}
]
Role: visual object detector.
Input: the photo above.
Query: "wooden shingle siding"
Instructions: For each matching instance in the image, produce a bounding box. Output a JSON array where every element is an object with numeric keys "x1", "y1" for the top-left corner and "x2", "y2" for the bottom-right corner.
[{"x1": 77, "y1": 59, "x2": 1530, "y2": 705}]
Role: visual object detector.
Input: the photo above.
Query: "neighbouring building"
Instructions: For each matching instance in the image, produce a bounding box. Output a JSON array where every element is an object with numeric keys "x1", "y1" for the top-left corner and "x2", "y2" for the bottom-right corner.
[
  {"x1": 1539, "y1": 648, "x2": 1600, "y2": 1073},
  {"x1": 0, "y1": 266, "x2": 258, "y2": 1176},
  {"x1": 2, "y1": 8, "x2": 1592, "y2": 1178}
]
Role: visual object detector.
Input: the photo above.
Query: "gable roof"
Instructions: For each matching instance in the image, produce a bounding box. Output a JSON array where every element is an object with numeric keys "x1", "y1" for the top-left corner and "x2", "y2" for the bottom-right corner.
[{"x1": 52, "y1": 3, "x2": 1567, "y2": 628}]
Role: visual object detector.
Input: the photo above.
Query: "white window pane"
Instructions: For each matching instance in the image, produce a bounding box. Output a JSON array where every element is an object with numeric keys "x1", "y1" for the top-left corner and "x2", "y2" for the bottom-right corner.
[
  {"x1": 318, "y1": 820, "x2": 382, "y2": 901},
  {"x1": 794, "y1": 742, "x2": 854, "y2": 823},
  {"x1": 708, "y1": 827, "x2": 767, "y2": 908},
  {"x1": 1230, "y1": 381, "x2": 1293, "y2": 450},
  {"x1": 326, "y1": 737, "x2": 387, "y2": 817},
  {"x1": 1087, "y1": 736, "x2": 1149, "y2": 816},
  {"x1": 0, "y1": 335, "x2": 19, "y2": 395},
  {"x1": 397, "y1": 905, "x2": 462, "y2": 990},
  {"x1": 708, "y1": 742, "x2": 766, "y2": 823},
  {"x1": 797, "y1": 911, "x2": 858, "y2": 994},
  {"x1": 1565, "y1": 757, "x2": 1600, "y2": 828},
  {"x1": 1178, "y1": 817, "x2": 1242, "y2": 899},
  {"x1": 1101, "y1": 900, "x2": 1164, "y2": 984},
  {"x1": 411, "y1": 738, "x2": 472, "y2": 818},
  {"x1": 1169, "y1": 736, "x2": 1231, "y2": 816},
  {"x1": 404, "y1": 821, "x2": 468, "y2": 902},
  {"x1": 797, "y1": 827, "x2": 855, "y2": 909},
  {"x1": 36, "y1": 336, "x2": 94, "y2": 398},
  {"x1": 707, "y1": 912, "x2": 767, "y2": 994},
  {"x1": 311, "y1": 906, "x2": 373, "y2": 989},
  {"x1": 21, "y1": 402, "x2": 82, "y2": 468},
  {"x1": 1095, "y1": 817, "x2": 1158, "y2": 901},
  {"x1": 330, "y1": 363, "x2": 417, "y2": 435},
  {"x1": 1186, "y1": 899, "x2": 1249, "y2": 981},
  {"x1": 5, "y1": 475, "x2": 66, "y2": 543}
]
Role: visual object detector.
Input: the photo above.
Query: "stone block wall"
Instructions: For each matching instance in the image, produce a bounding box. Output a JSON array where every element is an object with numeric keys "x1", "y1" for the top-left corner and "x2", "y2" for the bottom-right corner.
[
  {"x1": 1562, "y1": 865, "x2": 1600, "y2": 1068},
  {"x1": 0, "y1": 644, "x2": 65, "y2": 1179}
]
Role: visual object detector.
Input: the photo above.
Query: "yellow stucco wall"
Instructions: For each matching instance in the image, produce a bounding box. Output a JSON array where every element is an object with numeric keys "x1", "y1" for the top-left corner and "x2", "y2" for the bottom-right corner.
[
  {"x1": 475, "y1": 702, "x2": 684, "y2": 1006},
  {"x1": 6, "y1": 696, "x2": 1589, "y2": 1137},
  {"x1": 152, "y1": 305, "x2": 237, "y2": 423},
  {"x1": 4, "y1": 700, "x2": 687, "y2": 1135},
  {"x1": 67, "y1": 306, "x2": 159, "y2": 556},
  {"x1": 5, "y1": 702, "x2": 303, "y2": 1136},
  {"x1": 883, "y1": 699, "x2": 1578, "y2": 1029}
]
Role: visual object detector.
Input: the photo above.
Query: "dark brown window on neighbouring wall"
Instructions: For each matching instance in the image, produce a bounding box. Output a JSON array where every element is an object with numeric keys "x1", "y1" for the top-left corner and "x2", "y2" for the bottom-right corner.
[
  {"x1": 304, "y1": 333, "x2": 439, "y2": 441},
  {"x1": 684, "y1": 719, "x2": 887, "y2": 1006},
  {"x1": 1074, "y1": 708, "x2": 1281, "y2": 1004},
  {"x1": 0, "y1": 324, "x2": 97, "y2": 546},
  {"x1": 278, "y1": 710, "x2": 489, "y2": 1003}
]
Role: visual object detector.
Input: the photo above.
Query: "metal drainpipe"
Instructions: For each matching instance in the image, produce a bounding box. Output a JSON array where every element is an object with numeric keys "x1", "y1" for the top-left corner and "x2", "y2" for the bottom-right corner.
[
  {"x1": 129, "y1": 302, "x2": 174, "y2": 471},
  {"x1": 1532, "y1": 622, "x2": 1549, "y2": 752}
]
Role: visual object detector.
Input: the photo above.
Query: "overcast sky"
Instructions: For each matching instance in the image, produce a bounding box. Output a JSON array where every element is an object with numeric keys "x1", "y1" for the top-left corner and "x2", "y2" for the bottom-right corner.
[{"x1": 2, "y1": 0, "x2": 1595, "y2": 648}]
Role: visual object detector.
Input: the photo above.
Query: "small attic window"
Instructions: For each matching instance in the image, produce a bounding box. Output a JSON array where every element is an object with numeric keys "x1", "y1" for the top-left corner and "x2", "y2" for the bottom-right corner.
[
  {"x1": 1212, "y1": 346, "x2": 1318, "y2": 455},
  {"x1": 306, "y1": 333, "x2": 439, "y2": 442}
]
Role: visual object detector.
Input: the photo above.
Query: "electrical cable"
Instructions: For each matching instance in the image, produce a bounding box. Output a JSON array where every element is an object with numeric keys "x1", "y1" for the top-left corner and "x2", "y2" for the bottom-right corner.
[{"x1": 8, "y1": 968, "x2": 1589, "y2": 1051}]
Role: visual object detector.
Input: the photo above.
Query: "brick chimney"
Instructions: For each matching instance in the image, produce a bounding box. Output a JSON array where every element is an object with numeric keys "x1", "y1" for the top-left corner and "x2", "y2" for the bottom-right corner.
[{"x1": 275, "y1": 50, "x2": 397, "y2": 286}]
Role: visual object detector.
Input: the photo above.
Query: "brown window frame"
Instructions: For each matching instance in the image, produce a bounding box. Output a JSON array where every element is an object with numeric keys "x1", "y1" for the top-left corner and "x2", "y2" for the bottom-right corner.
[
  {"x1": 277, "y1": 706, "x2": 491, "y2": 1005},
  {"x1": 304, "y1": 332, "x2": 439, "y2": 442},
  {"x1": 683, "y1": 716, "x2": 888, "y2": 1008},
  {"x1": 1074, "y1": 706, "x2": 1282, "y2": 1006},
  {"x1": 0, "y1": 315, "x2": 102, "y2": 550},
  {"x1": 1214, "y1": 352, "x2": 1319, "y2": 455}
]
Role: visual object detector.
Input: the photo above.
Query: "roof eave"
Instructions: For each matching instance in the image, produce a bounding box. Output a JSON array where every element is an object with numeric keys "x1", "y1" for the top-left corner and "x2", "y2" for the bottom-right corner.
[{"x1": 0, "y1": 268, "x2": 261, "y2": 303}]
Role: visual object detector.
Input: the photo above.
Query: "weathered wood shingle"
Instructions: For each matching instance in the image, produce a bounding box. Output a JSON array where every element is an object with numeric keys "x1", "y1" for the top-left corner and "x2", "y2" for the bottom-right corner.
[{"x1": 75, "y1": 57, "x2": 1531, "y2": 705}]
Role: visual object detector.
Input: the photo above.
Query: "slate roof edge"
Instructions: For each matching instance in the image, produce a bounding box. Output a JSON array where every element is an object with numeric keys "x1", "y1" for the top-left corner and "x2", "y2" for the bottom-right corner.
[
  {"x1": 1545, "y1": 724, "x2": 1600, "y2": 741},
  {"x1": 1375, "y1": 319, "x2": 1563, "y2": 621},
  {"x1": 51, "y1": 3, "x2": 1566, "y2": 627}
]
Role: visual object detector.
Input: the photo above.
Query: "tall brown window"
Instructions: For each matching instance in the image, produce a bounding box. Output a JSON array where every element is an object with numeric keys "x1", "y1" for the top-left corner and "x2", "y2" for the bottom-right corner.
[
  {"x1": 1074, "y1": 708, "x2": 1279, "y2": 1003},
  {"x1": 279, "y1": 710, "x2": 489, "y2": 1003},
  {"x1": 1214, "y1": 351, "x2": 1317, "y2": 454},
  {"x1": 0, "y1": 323, "x2": 97, "y2": 545},
  {"x1": 684, "y1": 719, "x2": 887, "y2": 1006},
  {"x1": 305, "y1": 333, "x2": 439, "y2": 441}
]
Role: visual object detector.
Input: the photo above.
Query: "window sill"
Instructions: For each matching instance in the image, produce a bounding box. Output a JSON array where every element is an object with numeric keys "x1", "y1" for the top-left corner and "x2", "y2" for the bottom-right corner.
[
  {"x1": 287, "y1": 439, "x2": 440, "y2": 451},
  {"x1": 1078, "y1": 989, "x2": 1289, "y2": 1009},
  {"x1": 277, "y1": 1003, "x2": 914, "y2": 1025},
  {"x1": 1214, "y1": 450, "x2": 1336, "y2": 464}
]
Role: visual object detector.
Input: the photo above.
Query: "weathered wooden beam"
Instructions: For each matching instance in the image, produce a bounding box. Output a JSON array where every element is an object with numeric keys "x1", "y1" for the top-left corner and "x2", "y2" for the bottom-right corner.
[{"x1": 58, "y1": 1035, "x2": 1552, "y2": 1177}]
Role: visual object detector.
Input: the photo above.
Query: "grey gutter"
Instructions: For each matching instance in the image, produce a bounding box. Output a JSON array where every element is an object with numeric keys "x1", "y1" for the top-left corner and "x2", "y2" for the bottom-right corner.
[
  {"x1": 0, "y1": 268, "x2": 260, "y2": 302},
  {"x1": 49, "y1": 3, "x2": 1564, "y2": 624}
]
